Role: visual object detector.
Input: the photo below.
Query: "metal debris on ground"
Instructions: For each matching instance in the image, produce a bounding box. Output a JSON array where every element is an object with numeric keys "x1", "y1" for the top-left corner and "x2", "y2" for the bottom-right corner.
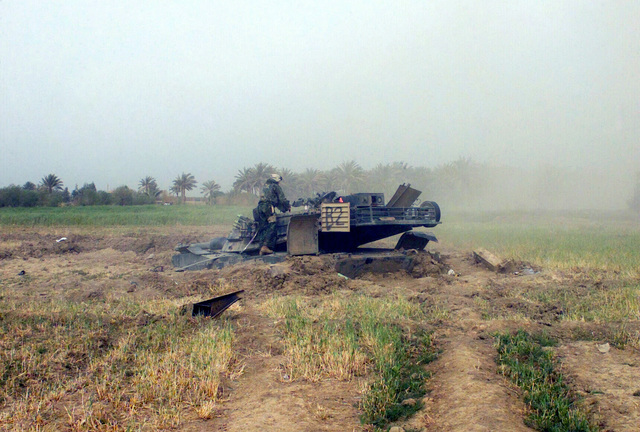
[{"x1": 191, "y1": 290, "x2": 244, "y2": 318}]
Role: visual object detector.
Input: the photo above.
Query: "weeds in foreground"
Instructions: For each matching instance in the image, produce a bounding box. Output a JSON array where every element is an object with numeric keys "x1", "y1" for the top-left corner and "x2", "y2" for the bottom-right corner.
[
  {"x1": 495, "y1": 330, "x2": 598, "y2": 432},
  {"x1": 475, "y1": 278, "x2": 639, "y2": 332},
  {"x1": 264, "y1": 295, "x2": 437, "y2": 430},
  {"x1": 559, "y1": 283, "x2": 640, "y2": 323},
  {"x1": 360, "y1": 329, "x2": 435, "y2": 429},
  {"x1": 0, "y1": 296, "x2": 237, "y2": 430}
]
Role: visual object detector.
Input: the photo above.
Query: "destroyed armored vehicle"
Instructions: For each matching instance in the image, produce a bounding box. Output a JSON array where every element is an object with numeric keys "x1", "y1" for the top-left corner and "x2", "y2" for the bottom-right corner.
[{"x1": 172, "y1": 184, "x2": 441, "y2": 271}]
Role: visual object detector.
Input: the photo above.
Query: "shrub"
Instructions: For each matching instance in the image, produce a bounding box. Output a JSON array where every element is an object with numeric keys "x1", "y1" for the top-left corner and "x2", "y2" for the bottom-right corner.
[{"x1": 111, "y1": 186, "x2": 134, "y2": 206}]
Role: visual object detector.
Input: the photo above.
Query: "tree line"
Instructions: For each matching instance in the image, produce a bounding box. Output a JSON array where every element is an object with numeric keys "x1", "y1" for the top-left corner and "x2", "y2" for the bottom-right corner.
[
  {"x1": 0, "y1": 175, "x2": 155, "y2": 208},
  {"x1": 1, "y1": 161, "x2": 639, "y2": 212},
  {"x1": 0, "y1": 160, "x2": 475, "y2": 208}
]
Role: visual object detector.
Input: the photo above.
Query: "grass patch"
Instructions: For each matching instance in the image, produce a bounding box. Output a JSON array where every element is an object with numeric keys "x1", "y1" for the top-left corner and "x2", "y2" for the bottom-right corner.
[
  {"x1": 0, "y1": 204, "x2": 252, "y2": 227},
  {"x1": 0, "y1": 295, "x2": 238, "y2": 430},
  {"x1": 495, "y1": 330, "x2": 597, "y2": 432},
  {"x1": 360, "y1": 329, "x2": 434, "y2": 429},
  {"x1": 559, "y1": 283, "x2": 640, "y2": 323},
  {"x1": 263, "y1": 294, "x2": 437, "y2": 430},
  {"x1": 517, "y1": 280, "x2": 640, "y2": 323},
  {"x1": 438, "y1": 210, "x2": 640, "y2": 278}
]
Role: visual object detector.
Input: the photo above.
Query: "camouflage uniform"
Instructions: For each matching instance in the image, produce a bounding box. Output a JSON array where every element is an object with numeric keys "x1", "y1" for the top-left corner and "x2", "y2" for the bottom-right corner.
[{"x1": 254, "y1": 178, "x2": 290, "y2": 250}]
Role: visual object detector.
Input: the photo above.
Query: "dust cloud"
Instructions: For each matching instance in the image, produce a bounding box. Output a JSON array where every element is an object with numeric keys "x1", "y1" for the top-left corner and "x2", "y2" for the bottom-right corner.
[{"x1": 1, "y1": 2, "x2": 638, "y2": 210}]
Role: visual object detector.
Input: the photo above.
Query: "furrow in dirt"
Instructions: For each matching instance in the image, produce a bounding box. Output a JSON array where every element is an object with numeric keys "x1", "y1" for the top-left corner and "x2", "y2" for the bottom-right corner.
[
  {"x1": 392, "y1": 251, "x2": 537, "y2": 432},
  {"x1": 418, "y1": 334, "x2": 536, "y2": 432}
]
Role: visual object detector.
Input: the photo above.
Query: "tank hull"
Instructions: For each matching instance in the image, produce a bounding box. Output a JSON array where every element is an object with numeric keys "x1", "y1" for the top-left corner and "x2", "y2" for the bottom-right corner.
[{"x1": 172, "y1": 184, "x2": 441, "y2": 271}]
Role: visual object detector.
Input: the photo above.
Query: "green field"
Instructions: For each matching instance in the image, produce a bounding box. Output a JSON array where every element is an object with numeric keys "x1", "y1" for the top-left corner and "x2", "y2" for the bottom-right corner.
[
  {"x1": 437, "y1": 210, "x2": 640, "y2": 277},
  {"x1": 0, "y1": 204, "x2": 252, "y2": 227}
]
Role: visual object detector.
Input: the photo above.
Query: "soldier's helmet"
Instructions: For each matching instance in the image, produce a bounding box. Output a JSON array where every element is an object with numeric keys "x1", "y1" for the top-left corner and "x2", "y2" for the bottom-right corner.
[{"x1": 270, "y1": 173, "x2": 283, "y2": 183}]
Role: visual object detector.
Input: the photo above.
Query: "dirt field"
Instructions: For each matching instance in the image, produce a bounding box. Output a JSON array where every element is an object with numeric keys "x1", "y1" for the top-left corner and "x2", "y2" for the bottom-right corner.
[{"x1": 1, "y1": 226, "x2": 639, "y2": 431}]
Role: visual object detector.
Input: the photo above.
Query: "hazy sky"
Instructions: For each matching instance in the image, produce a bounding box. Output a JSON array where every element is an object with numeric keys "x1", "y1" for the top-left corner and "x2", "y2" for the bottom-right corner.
[{"x1": 1, "y1": 1, "x2": 638, "y2": 192}]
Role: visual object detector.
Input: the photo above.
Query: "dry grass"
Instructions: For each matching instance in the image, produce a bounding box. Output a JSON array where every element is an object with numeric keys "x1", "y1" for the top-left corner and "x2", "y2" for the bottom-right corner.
[
  {"x1": 0, "y1": 295, "x2": 239, "y2": 431},
  {"x1": 264, "y1": 297, "x2": 368, "y2": 382}
]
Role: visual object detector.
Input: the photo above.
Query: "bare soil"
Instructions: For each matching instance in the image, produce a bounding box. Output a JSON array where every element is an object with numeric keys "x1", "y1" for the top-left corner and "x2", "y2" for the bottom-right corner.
[{"x1": 1, "y1": 227, "x2": 639, "y2": 432}]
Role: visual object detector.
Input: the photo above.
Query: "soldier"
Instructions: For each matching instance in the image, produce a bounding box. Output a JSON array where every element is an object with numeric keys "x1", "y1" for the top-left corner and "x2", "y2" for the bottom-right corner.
[{"x1": 253, "y1": 174, "x2": 290, "y2": 255}]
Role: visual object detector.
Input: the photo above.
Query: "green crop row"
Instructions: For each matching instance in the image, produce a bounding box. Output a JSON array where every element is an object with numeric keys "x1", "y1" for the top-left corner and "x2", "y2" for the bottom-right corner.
[{"x1": 494, "y1": 330, "x2": 597, "y2": 432}]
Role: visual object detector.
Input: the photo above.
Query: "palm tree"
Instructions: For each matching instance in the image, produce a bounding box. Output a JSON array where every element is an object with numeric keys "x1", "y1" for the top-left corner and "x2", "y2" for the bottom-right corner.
[
  {"x1": 321, "y1": 169, "x2": 339, "y2": 192},
  {"x1": 367, "y1": 163, "x2": 393, "y2": 193},
  {"x1": 138, "y1": 176, "x2": 158, "y2": 196},
  {"x1": 367, "y1": 162, "x2": 410, "y2": 197},
  {"x1": 201, "y1": 180, "x2": 222, "y2": 205},
  {"x1": 278, "y1": 167, "x2": 296, "y2": 183},
  {"x1": 406, "y1": 165, "x2": 435, "y2": 197},
  {"x1": 40, "y1": 174, "x2": 64, "y2": 194},
  {"x1": 332, "y1": 160, "x2": 365, "y2": 193},
  {"x1": 277, "y1": 167, "x2": 302, "y2": 199},
  {"x1": 172, "y1": 172, "x2": 197, "y2": 204},
  {"x1": 388, "y1": 162, "x2": 409, "y2": 184},
  {"x1": 233, "y1": 163, "x2": 276, "y2": 195},
  {"x1": 439, "y1": 157, "x2": 475, "y2": 199},
  {"x1": 298, "y1": 168, "x2": 326, "y2": 197},
  {"x1": 250, "y1": 162, "x2": 275, "y2": 194},
  {"x1": 233, "y1": 167, "x2": 256, "y2": 194}
]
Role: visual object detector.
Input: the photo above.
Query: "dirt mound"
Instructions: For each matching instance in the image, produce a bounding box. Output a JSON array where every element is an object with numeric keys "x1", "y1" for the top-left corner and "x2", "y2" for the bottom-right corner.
[
  {"x1": 0, "y1": 229, "x2": 222, "y2": 260},
  {"x1": 211, "y1": 256, "x2": 349, "y2": 298},
  {"x1": 97, "y1": 232, "x2": 200, "y2": 255},
  {"x1": 0, "y1": 235, "x2": 84, "y2": 259},
  {"x1": 486, "y1": 297, "x2": 565, "y2": 322},
  {"x1": 166, "y1": 251, "x2": 452, "y2": 307},
  {"x1": 288, "y1": 255, "x2": 336, "y2": 275},
  {"x1": 409, "y1": 251, "x2": 448, "y2": 277}
]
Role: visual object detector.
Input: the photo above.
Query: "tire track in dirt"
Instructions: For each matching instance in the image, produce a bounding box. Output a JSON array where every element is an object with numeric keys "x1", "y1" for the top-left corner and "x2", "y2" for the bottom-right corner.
[{"x1": 206, "y1": 306, "x2": 363, "y2": 432}]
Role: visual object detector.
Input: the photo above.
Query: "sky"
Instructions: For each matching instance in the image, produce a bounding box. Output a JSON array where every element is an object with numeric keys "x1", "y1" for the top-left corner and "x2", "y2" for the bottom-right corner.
[{"x1": 1, "y1": 1, "x2": 638, "y2": 194}]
